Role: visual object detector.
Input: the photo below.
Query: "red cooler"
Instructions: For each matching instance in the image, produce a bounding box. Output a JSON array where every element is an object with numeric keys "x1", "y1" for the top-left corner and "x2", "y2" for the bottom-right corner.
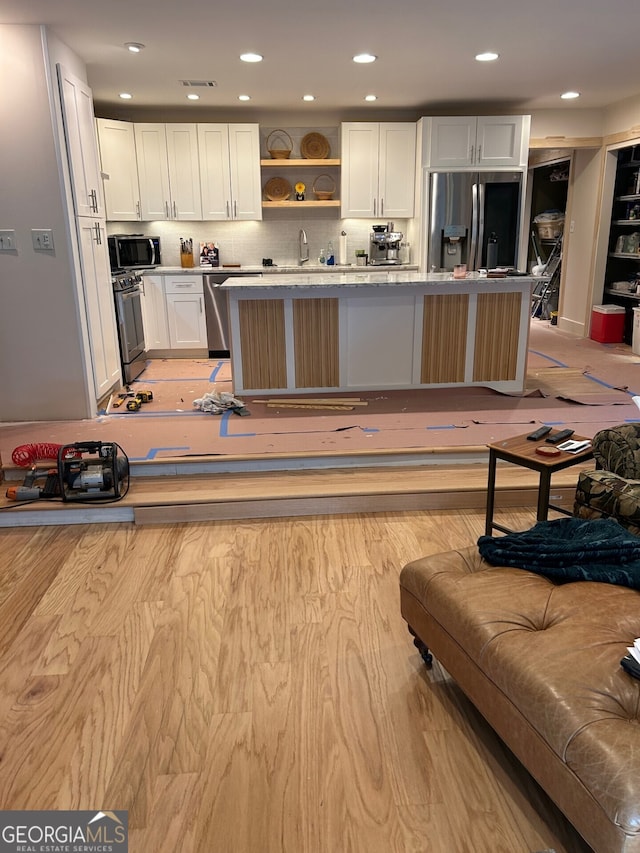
[{"x1": 590, "y1": 305, "x2": 626, "y2": 343}]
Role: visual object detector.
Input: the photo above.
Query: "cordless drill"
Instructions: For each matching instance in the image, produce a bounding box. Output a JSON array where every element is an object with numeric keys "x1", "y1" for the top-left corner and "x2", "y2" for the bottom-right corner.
[{"x1": 5, "y1": 466, "x2": 61, "y2": 501}]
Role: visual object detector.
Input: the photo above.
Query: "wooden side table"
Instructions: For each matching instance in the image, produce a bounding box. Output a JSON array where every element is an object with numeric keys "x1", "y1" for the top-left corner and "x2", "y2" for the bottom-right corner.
[{"x1": 485, "y1": 431, "x2": 594, "y2": 536}]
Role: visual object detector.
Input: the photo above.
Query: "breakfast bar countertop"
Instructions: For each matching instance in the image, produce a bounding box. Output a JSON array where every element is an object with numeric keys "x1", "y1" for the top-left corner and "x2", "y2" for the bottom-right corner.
[{"x1": 220, "y1": 271, "x2": 538, "y2": 290}]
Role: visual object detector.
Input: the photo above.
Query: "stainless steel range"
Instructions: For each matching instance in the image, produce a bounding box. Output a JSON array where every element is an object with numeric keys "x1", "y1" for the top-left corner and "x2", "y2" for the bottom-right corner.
[{"x1": 111, "y1": 270, "x2": 146, "y2": 384}]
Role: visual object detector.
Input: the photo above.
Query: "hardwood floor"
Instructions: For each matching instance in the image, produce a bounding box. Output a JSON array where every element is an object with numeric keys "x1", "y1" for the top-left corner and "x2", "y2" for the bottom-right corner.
[{"x1": 0, "y1": 508, "x2": 591, "y2": 852}]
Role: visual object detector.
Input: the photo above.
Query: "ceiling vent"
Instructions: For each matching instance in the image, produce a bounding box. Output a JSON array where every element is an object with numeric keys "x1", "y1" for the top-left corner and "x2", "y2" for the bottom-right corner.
[{"x1": 180, "y1": 80, "x2": 217, "y2": 88}]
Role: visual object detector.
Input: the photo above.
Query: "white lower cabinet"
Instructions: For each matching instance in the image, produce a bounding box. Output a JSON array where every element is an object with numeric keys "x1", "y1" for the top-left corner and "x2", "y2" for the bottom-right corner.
[
  {"x1": 141, "y1": 274, "x2": 170, "y2": 350},
  {"x1": 164, "y1": 275, "x2": 207, "y2": 348}
]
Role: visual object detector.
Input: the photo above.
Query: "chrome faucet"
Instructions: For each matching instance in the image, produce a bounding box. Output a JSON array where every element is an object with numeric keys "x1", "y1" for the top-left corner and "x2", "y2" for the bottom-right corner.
[{"x1": 298, "y1": 228, "x2": 309, "y2": 265}]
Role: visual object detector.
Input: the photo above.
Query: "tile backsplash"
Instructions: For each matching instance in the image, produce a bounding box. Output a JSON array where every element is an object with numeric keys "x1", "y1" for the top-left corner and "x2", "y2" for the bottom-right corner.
[{"x1": 107, "y1": 216, "x2": 410, "y2": 268}]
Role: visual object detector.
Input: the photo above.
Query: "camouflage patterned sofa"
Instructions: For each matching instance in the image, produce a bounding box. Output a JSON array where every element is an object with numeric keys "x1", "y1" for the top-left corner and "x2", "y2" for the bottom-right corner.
[{"x1": 574, "y1": 424, "x2": 640, "y2": 535}]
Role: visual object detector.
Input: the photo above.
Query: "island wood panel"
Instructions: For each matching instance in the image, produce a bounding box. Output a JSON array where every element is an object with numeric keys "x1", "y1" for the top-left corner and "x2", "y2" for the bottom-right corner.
[
  {"x1": 238, "y1": 299, "x2": 287, "y2": 390},
  {"x1": 293, "y1": 298, "x2": 339, "y2": 388},
  {"x1": 421, "y1": 293, "x2": 469, "y2": 383},
  {"x1": 473, "y1": 291, "x2": 520, "y2": 382}
]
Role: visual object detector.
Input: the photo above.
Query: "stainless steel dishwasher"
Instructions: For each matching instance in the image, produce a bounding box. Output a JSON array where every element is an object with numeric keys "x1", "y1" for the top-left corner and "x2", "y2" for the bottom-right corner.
[{"x1": 203, "y1": 271, "x2": 262, "y2": 356}]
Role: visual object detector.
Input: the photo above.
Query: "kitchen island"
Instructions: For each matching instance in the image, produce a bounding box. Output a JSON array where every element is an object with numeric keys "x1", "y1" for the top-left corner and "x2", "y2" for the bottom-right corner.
[{"x1": 222, "y1": 271, "x2": 535, "y2": 396}]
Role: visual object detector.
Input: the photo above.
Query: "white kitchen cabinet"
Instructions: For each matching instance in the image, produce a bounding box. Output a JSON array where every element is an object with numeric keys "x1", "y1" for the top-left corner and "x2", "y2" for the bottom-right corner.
[
  {"x1": 134, "y1": 123, "x2": 202, "y2": 220},
  {"x1": 198, "y1": 123, "x2": 262, "y2": 220},
  {"x1": 141, "y1": 274, "x2": 170, "y2": 350},
  {"x1": 341, "y1": 122, "x2": 416, "y2": 219},
  {"x1": 57, "y1": 65, "x2": 104, "y2": 218},
  {"x1": 424, "y1": 116, "x2": 530, "y2": 170},
  {"x1": 96, "y1": 118, "x2": 141, "y2": 221},
  {"x1": 164, "y1": 275, "x2": 207, "y2": 348},
  {"x1": 77, "y1": 218, "x2": 121, "y2": 397}
]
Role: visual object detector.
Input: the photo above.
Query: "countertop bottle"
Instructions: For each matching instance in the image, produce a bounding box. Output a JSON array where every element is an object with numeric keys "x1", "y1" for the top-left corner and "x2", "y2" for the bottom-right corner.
[
  {"x1": 318, "y1": 247, "x2": 326, "y2": 264},
  {"x1": 326, "y1": 241, "x2": 335, "y2": 265}
]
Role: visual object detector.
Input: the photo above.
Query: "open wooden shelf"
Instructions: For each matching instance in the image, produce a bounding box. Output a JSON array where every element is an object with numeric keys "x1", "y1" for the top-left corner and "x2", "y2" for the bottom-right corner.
[
  {"x1": 262, "y1": 199, "x2": 340, "y2": 208},
  {"x1": 261, "y1": 158, "x2": 340, "y2": 167}
]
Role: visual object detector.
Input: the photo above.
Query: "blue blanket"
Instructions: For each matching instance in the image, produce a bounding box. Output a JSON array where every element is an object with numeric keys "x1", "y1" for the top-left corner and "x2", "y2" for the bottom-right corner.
[{"x1": 477, "y1": 517, "x2": 640, "y2": 589}]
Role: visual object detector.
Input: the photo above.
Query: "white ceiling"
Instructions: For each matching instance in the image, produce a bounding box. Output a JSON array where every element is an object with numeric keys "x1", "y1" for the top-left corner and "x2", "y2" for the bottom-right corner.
[{"x1": 2, "y1": 0, "x2": 638, "y2": 118}]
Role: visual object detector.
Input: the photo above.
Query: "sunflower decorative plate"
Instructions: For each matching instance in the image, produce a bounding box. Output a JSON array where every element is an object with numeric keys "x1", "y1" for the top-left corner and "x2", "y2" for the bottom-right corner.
[
  {"x1": 264, "y1": 176, "x2": 292, "y2": 201},
  {"x1": 300, "y1": 132, "x2": 330, "y2": 159}
]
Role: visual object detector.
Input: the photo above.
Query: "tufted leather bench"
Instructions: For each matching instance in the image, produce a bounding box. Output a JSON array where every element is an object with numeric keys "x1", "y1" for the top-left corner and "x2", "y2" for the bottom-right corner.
[{"x1": 400, "y1": 545, "x2": 640, "y2": 853}]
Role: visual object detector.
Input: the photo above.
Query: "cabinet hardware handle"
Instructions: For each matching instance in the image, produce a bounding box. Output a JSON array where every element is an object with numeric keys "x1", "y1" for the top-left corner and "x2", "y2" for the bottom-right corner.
[
  {"x1": 89, "y1": 189, "x2": 99, "y2": 213},
  {"x1": 470, "y1": 144, "x2": 474, "y2": 163},
  {"x1": 94, "y1": 222, "x2": 102, "y2": 244},
  {"x1": 477, "y1": 145, "x2": 482, "y2": 163},
  {"x1": 199, "y1": 297, "x2": 203, "y2": 313},
  {"x1": 165, "y1": 201, "x2": 169, "y2": 219},
  {"x1": 173, "y1": 201, "x2": 177, "y2": 218},
  {"x1": 373, "y1": 198, "x2": 377, "y2": 216},
  {"x1": 381, "y1": 199, "x2": 384, "y2": 216},
  {"x1": 136, "y1": 200, "x2": 140, "y2": 219},
  {"x1": 234, "y1": 200, "x2": 237, "y2": 218}
]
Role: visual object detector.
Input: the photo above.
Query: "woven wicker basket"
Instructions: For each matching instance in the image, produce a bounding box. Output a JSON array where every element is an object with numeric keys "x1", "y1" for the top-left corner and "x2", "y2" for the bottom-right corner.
[
  {"x1": 266, "y1": 129, "x2": 293, "y2": 159},
  {"x1": 312, "y1": 174, "x2": 336, "y2": 200}
]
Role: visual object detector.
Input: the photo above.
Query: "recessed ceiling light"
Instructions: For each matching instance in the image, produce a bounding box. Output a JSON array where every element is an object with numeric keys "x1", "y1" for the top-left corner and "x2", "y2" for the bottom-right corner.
[
  {"x1": 561, "y1": 91, "x2": 580, "y2": 100},
  {"x1": 119, "y1": 92, "x2": 133, "y2": 100},
  {"x1": 475, "y1": 51, "x2": 499, "y2": 62},
  {"x1": 187, "y1": 93, "x2": 200, "y2": 101},
  {"x1": 238, "y1": 94, "x2": 251, "y2": 101},
  {"x1": 302, "y1": 94, "x2": 315, "y2": 101},
  {"x1": 124, "y1": 42, "x2": 145, "y2": 53},
  {"x1": 364, "y1": 94, "x2": 377, "y2": 102},
  {"x1": 353, "y1": 53, "x2": 377, "y2": 64},
  {"x1": 240, "y1": 52, "x2": 263, "y2": 63}
]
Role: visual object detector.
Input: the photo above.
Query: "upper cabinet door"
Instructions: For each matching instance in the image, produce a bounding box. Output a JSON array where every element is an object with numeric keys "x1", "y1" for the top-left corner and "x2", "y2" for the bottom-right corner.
[
  {"x1": 134, "y1": 124, "x2": 172, "y2": 220},
  {"x1": 96, "y1": 118, "x2": 140, "y2": 221},
  {"x1": 228, "y1": 124, "x2": 262, "y2": 221},
  {"x1": 341, "y1": 123, "x2": 381, "y2": 218},
  {"x1": 198, "y1": 125, "x2": 233, "y2": 220},
  {"x1": 424, "y1": 116, "x2": 530, "y2": 170},
  {"x1": 165, "y1": 124, "x2": 202, "y2": 220},
  {"x1": 475, "y1": 116, "x2": 530, "y2": 168},
  {"x1": 57, "y1": 65, "x2": 104, "y2": 218},
  {"x1": 377, "y1": 123, "x2": 416, "y2": 219},
  {"x1": 427, "y1": 117, "x2": 478, "y2": 170}
]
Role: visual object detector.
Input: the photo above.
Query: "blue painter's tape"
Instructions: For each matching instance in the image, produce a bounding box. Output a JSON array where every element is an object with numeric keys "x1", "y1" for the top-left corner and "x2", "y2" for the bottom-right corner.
[
  {"x1": 219, "y1": 410, "x2": 256, "y2": 438},
  {"x1": 425, "y1": 425, "x2": 457, "y2": 431},
  {"x1": 209, "y1": 361, "x2": 228, "y2": 382},
  {"x1": 129, "y1": 446, "x2": 190, "y2": 461},
  {"x1": 528, "y1": 348, "x2": 567, "y2": 368}
]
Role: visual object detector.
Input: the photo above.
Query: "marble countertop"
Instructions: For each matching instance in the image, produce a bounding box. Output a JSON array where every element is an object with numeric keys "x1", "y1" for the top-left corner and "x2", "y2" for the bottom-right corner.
[
  {"x1": 148, "y1": 264, "x2": 419, "y2": 276},
  {"x1": 221, "y1": 271, "x2": 538, "y2": 290}
]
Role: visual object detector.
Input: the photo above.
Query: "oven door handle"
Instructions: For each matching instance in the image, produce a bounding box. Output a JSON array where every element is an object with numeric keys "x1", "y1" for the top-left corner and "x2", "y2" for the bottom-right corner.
[{"x1": 148, "y1": 238, "x2": 156, "y2": 265}]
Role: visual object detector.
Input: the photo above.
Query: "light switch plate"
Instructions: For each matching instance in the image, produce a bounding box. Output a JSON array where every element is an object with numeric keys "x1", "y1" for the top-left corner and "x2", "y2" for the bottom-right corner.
[
  {"x1": 0, "y1": 230, "x2": 17, "y2": 251},
  {"x1": 32, "y1": 229, "x2": 54, "y2": 251}
]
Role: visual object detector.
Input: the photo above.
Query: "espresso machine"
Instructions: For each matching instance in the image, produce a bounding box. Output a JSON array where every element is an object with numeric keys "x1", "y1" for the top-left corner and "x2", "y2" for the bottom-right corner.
[{"x1": 369, "y1": 223, "x2": 403, "y2": 265}]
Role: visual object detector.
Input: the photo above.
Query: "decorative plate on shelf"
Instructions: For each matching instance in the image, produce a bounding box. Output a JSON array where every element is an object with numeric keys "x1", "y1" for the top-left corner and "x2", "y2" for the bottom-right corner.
[
  {"x1": 300, "y1": 132, "x2": 330, "y2": 159},
  {"x1": 264, "y1": 176, "x2": 292, "y2": 201}
]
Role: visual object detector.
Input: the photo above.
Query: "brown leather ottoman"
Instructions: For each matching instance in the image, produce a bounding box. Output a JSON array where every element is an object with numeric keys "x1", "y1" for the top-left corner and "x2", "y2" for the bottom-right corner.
[{"x1": 400, "y1": 546, "x2": 640, "y2": 853}]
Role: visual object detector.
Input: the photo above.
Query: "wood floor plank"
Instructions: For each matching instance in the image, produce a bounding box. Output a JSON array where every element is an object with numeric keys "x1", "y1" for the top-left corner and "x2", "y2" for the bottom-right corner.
[{"x1": 0, "y1": 510, "x2": 591, "y2": 852}]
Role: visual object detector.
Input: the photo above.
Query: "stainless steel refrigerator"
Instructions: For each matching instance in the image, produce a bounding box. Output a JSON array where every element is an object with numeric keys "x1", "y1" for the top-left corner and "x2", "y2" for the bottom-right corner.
[{"x1": 426, "y1": 171, "x2": 524, "y2": 272}]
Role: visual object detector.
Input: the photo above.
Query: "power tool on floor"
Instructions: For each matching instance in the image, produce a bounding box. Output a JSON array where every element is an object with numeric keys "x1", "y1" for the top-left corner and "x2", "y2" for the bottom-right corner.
[
  {"x1": 5, "y1": 465, "x2": 62, "y2": 501},
  {"x1": 58, "y1": 442, "x2": 130, "y2": 501},
  {"x1": 112, "y1": 388, "x2": 153, "y2": 411}
]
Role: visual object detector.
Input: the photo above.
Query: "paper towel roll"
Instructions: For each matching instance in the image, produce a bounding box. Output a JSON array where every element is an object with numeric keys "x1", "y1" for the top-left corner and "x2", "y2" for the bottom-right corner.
[{"x1": 338, "y1": 233, "x2": 347, "y2": 266}]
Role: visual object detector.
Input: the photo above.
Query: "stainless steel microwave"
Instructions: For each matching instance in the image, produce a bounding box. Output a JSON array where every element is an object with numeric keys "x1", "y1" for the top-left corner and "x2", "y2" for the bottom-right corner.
[{"x1": 108, "y1": 234, "x2": 161, "y2": 271}]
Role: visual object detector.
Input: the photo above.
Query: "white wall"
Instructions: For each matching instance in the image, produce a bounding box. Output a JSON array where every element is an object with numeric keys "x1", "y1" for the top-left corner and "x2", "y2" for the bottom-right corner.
[
  {"x1": 0, "y1": 25, "x2": 93, "y2": 422},
  {"x1": 529, "y1": 109, "x2": 604, "y2": 140},
  {"x1": 604, "y1": 93, "x2": 640, "y2": 137}
]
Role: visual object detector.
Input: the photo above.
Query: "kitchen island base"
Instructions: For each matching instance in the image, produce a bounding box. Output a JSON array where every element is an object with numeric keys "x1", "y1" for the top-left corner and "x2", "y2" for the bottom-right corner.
[{"x1": 223, "y1": 273, "x2": 534, "y2": 397}]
